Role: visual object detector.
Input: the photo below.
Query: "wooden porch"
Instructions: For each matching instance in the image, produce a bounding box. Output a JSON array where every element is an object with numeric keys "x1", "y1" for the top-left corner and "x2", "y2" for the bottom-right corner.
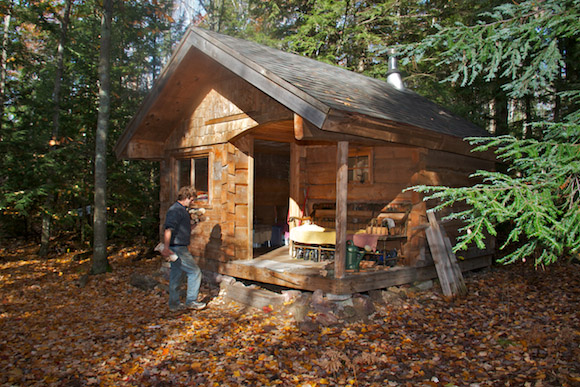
[{"x1": 198, "y1": 246, "x2": 492, "y2": 295}]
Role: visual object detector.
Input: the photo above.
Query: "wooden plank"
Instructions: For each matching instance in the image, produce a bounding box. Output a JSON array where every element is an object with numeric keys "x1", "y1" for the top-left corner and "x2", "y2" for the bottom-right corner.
[
  {"x1": 288, "y1": 143, "x2": 302, "y2": 252},
  {"x1": 335, "y1": 141, "x2": 349, "y2": 279},
  {"x1": 223, "y1": 282, "x2": 285, "y2": 309},
  {"x1": 426, "y1": 212, "x2": 467, "y2": 298},
  {"x1": 235, "y1": 204, "x2": 249, "y2": 224},
  {"x1": 423, "y1": 148, "x2": 494, "y2": 173},
  {"x1": 425, "y1": 212, "x2": 453, "y2": 297},
  {"x1": 204, "y1": 112, "x2": 253, "y2": 125},
  {"x1": 439, "y1": 221, "x2": 467, "y2": 296},
  {"x1": 247, "y1": 141, "x2": 254, "y2": 258},
  {"x1": 307, "y1": 184, "x2": 408, "y2": 202},
  {"x1": 289, "y1": 142, "x2": 302, "y2": 221}
]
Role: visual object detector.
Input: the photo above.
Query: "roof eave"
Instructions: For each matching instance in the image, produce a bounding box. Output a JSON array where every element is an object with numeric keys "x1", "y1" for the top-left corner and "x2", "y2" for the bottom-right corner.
[
  {"x1": 320, "y1": 109, "x2": 495, "y2": 160},
  {"x1": 115, "y1": 27, "x2": 332, "y2": 159}
]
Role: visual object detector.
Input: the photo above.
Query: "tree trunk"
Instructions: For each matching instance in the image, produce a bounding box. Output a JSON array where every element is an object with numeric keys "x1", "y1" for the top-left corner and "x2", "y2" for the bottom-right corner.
[
  {"x1": 492, "y1": 81, "x2": 509, "y2": 136},
  {"x1": 91, "y1": 0, "x2": 113, "y2": 274},
  {"x1": 39, "y1": 0, "x2": 73, "y2": 257},
  {"x1": 0, "y1": 1, "x2": 12, "y2": 131}
]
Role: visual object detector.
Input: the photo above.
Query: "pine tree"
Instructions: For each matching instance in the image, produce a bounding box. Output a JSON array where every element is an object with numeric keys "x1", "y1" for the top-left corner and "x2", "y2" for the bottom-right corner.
[{"x1": 404, "y1": 0, "x2": 580, "y2": 266}]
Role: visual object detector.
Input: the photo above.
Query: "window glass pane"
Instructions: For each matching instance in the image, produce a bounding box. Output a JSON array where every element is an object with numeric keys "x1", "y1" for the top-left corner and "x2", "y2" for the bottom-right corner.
[
  {"x1": 359, "y1": 156, "x2": 368, "y2": 167},
  {"x1": 360, "y1": 170, "x2": 368, "y2": 183},
  {"x1": 194, "y1": 157, "x2": 209, "y2": 193},
  {"x1": 347, "y1": 152, "x2": 371, "y2": 183},
  {"x1": 179, "y1": 159, "x2": 191, "y2": 187}
]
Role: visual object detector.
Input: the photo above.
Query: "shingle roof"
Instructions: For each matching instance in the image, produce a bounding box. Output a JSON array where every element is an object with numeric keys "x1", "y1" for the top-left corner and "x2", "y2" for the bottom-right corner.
[
  {"x1": 197, "y1": 28, "x2": 488, "y2": 138},
  {"x1": 115, "y1": 27, "x2": 490, "y2": 159}
]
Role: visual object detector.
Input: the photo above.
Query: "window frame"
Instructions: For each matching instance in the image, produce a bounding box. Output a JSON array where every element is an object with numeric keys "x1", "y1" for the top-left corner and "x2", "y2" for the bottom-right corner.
[
  {"x1": 347, "y1": 147, "x2": 373, "y2": 185},
  {"x1": 173, "y1": 150, "x2": 213, "y2": 205}
]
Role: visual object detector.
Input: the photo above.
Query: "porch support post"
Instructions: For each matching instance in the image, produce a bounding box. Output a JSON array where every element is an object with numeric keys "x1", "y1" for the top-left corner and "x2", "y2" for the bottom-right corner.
[
  {"x1": 246, "y1": 136, "x2": 255, "y2": 258},
  {"x1": 335, "y1": 141, "x2": 348, "y2": 279},
  {"x1": 289, "y1": 142, "x2": 302, "y2": 254}
]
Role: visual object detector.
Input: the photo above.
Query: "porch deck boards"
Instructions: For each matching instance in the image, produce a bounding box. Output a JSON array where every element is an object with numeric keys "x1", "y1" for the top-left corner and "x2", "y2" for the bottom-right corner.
[{"x1": 198, "y1": 246, "x2": 492, "y2": 295}]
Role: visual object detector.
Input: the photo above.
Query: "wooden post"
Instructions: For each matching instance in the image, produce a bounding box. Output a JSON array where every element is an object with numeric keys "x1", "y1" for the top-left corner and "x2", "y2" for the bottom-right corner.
[
  {"x1": 245, "y1": 136, "x2": 254, "y2": 259},
  {"x1": 289, "y1": 142, "x2": 302, "y2": 254},
  {"x1": 335, "y1": 141, "x2": 349, "y2": 279}
]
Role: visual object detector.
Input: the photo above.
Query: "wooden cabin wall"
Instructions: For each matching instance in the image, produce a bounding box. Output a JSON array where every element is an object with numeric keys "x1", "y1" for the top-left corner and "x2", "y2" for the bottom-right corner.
[
  {"x1": 300, "y1": 143, "x2": 495, "y2": 266},
  {"x1": 159, "y1": 141, "x2": 253, "y2": 263},
  {"x1": 302, "y1": 143, "x2": 422, "y2": 264},
  {"x1": 413, "y1": 148, "x2": 496, "y2": 258},
  {"x1": 159, "y1": 75, "x2": 295, "y2": 263},
  {"x1": 164, "y1": 76, "x2": 291, "y2": 151},
  {"x1": 303, "y1": 144, "x2": 419, "y2": 203}
]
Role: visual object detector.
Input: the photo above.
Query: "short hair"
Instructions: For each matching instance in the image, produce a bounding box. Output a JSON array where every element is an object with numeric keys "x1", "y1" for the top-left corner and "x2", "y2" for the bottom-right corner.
[{"x1": 177, "y1": 186, "x2": 196, "y2": 201}]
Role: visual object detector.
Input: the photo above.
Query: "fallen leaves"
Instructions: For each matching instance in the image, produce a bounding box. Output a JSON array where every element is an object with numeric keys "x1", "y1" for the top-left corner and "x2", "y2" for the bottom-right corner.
[{"x1": 0, "y1": 240, "x2": 579, "y2": 386}]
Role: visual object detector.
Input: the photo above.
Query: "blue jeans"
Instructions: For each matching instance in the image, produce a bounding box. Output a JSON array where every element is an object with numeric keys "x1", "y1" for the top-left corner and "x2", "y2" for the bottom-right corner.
[{"x1": 168, "y1": 245, "x2": 202, "y2": 308}]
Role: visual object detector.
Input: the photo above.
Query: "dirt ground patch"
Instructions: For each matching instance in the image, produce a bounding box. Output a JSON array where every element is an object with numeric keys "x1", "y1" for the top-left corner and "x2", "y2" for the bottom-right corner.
[{"x1": 1, "y1": 241, "x2": 579, "y2": 386}]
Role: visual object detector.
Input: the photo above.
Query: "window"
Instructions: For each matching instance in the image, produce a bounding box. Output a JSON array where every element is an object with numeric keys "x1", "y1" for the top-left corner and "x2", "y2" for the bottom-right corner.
[
  {"x1": 178, "y1": 156, "x2": 209, "y2": 200},
  {"x1": 348, "y1": 149, "x2": 372, "y2": 184}
]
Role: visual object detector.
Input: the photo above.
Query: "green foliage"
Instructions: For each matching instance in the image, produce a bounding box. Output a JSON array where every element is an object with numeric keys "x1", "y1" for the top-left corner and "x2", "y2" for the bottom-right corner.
[
  {"x1": 403, "y1": 0, "x2": 579, "y2": 100},
  {"x1": 405, "y1": 0, "x2": 580, "y2": 266},
  {"x1": 411, "y1": 130, "x2": 580, "y2": 266},
  {"x1": 0, "y1": 0, "x2": 174, "y2": 244}
]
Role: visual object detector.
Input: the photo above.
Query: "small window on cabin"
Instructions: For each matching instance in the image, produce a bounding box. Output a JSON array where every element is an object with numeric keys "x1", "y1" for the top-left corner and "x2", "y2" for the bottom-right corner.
[
  {"x1": 348, "y1": 149, "x2": 372, "y2": 184},
  {"x1": 178, "y1": 156, "x2": 209, "y2": 201}
]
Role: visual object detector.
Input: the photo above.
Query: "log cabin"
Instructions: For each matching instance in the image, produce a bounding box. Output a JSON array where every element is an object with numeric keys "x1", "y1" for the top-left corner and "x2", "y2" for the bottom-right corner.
[{"x1": 115, "y1": 26, "x2": 495, "y2": 295}]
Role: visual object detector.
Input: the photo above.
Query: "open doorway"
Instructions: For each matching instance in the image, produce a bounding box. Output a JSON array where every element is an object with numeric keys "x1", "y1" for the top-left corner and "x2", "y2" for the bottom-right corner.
[{"x1": 253, "y1": 140, "x2": 290, "y2": 257}]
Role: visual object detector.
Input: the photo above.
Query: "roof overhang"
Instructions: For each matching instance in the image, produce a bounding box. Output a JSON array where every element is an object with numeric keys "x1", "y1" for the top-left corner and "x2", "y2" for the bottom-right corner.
[
  {"x1": 115, "y1": 27, "x2": 492, "y2": 161},
  {"x1": 115, "y1": 27, "x2": 332, "y2": 160}
]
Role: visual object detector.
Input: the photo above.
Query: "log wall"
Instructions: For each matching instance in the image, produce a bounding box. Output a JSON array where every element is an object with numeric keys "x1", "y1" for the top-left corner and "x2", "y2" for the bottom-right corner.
[
  {"x1": 160, "y1": 76, "x2": 293, "y2": 262},
  {"x1": 299, "y1": 142, "x2": 495, "y2": 266},
  {"x1": 413, "y1": 148, "x2": 495, "y2": 259},
  {"x1": 159, "y1": 140, "x2": 253, "y2": 262}
]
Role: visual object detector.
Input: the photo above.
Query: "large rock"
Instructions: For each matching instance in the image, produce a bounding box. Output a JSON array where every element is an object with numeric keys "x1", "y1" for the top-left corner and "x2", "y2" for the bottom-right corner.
[
  {"x1": 130, "y1": 273, "x2": 159, "y2": 291},
  {"x1": 221, "y1": 280, "x2": 285, "y2": 309}
]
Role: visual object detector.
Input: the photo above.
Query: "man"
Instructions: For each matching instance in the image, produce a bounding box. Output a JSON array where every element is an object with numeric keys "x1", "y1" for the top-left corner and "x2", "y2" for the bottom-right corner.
[{"x1": 161, "y1": 186, "x2": 206, "y2": 311}]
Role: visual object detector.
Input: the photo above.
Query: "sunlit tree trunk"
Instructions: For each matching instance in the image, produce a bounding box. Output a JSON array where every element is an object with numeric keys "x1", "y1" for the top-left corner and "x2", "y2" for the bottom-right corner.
[
  {"x1": 0, "y1": 1, "x2": 12, "y2": 131},
  {"x1": 39, "y1": 0, "x2": 73, "y2": 257},
  {"x1": 91, "y1": 0, "x2": 113, "y2": 274}
]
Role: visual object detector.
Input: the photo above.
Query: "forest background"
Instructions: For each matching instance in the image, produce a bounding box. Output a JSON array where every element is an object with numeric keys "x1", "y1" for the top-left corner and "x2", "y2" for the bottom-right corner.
[{"x1": 0, "y1": 0, "x2": 578, "y2": 268}]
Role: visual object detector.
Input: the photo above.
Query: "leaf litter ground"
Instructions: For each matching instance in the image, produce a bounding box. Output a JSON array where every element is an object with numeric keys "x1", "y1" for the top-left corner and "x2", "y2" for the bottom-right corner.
[{"x1": 1, "y1": 240, "x2": 579, "y2": 386}]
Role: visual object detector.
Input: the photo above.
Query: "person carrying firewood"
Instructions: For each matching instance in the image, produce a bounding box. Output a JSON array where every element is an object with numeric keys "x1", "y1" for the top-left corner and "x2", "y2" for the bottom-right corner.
[{"x1": 161, "y1": 186, "x2": 206, "y2": 312}]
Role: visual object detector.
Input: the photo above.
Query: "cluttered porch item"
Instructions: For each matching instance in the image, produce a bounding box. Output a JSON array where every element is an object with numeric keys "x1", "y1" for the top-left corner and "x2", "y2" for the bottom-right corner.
[
  {"x1": 289, "y1": 224, "x2": 336, "y2": 262},
  {"x1": 288, "y1": 202, "x2": 412, "y2": 270}
]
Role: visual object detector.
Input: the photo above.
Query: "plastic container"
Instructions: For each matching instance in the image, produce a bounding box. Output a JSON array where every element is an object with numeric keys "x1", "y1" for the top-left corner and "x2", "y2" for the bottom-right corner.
[{"x1": 346, "y1": 240, "x2": 365, "y2": 271}]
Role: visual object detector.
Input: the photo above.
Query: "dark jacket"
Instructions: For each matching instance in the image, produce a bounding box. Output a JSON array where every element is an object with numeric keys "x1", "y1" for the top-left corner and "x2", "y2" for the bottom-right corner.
[{"x1": 164, "y1": 202, "x2": 191, "y2": 246}]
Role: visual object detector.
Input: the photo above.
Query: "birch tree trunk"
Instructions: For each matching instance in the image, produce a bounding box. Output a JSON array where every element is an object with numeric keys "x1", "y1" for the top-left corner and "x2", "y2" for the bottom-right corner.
[{"x1": 91, "y1": 0, "x2": 113, "y2": 274}]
